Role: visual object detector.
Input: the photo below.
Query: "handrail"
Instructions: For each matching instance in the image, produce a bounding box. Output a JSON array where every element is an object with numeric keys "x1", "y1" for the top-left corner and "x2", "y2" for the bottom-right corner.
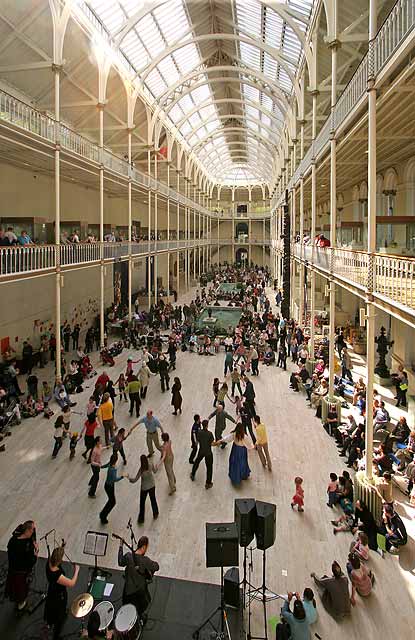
[{"x1": 0, "y1": 87, "x2": 218, "y2": 217}]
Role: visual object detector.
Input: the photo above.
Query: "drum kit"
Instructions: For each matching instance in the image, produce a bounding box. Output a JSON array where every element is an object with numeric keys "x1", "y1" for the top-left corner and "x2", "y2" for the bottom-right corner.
[{"x1": 70, "y1": 592, "x2": 143, "y2": 639}]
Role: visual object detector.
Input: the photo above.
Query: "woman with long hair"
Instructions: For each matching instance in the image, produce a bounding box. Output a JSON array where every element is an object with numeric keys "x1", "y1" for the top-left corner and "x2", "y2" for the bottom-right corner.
[
  {"x1": 171, "y1": 377, "x2": 182, "y2": 415},
  {"x1": 129, "y1": 454, "x2": 159, "y2": 523},
  {"x1": 99, "y1": 453, "x2": 126, "y2": 525},
  {"x1": 214, "y1": 422, "x2": 253, "y2": 485},
  {"x1": 88, "y1": 436, "x2": 104, "y2": 498},
  {"x1": 44, "y1": 545, "x2": 79, "y2": 639}
]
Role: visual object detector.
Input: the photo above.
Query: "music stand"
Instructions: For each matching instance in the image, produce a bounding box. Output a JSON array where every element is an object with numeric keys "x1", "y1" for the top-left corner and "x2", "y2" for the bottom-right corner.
[{"x1": 83, "y1": 531, "x2": 110, "y2": 590}]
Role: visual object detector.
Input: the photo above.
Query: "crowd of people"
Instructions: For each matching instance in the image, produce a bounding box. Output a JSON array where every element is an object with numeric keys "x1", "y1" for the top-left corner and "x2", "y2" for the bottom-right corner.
[{"x1": 3, "y1": 262, "x2": 413, "y2": 640}]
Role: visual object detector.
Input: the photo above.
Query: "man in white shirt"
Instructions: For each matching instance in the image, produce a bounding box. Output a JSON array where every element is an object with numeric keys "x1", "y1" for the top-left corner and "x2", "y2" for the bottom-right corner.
[{"x1": 5, "y1": 227, "x2": 17, "y2": 244}]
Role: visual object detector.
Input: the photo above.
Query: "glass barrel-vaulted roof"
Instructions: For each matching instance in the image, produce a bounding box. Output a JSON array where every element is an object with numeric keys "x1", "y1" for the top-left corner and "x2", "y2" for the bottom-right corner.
[{"x1": 81, "y1": 0, "x2": 314, "y2": 185}]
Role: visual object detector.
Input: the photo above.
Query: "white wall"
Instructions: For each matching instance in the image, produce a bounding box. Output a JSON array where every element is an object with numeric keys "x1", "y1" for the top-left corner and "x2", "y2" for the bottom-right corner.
[{"x1": 0, "y1": 266, "x2": 114, "y2": 353}]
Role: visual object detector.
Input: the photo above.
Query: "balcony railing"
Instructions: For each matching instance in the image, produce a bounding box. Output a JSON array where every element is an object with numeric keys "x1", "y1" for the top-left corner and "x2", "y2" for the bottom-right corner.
[
  {"x1": 0, "y1": 89, "x2": 217, "y2": 218},
  {"x1": 290, "y1": 243, "x2": 415, "y2": 312},
  {"x1": 375, "y1": 254, "x2": 415, "y2": 309},
  {"x1": 0, "y1": 245, "x2": 56, "y2": 275},
  {"x1": 271, "y1": 0, "x2": 415, "y2": 211},
  {"x1": 0, "y1": 239, "x2": 215, "y2": 277}
]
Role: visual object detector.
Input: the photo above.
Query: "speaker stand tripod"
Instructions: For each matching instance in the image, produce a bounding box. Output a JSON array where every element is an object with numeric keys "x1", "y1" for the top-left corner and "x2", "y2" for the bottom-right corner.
[
  {"x1": 240, "y1": 545, "x2": 256, "y2": 609},
  {"x1": 247, "y1": 549, "x2": 284, "y2": 640},
  {"x1": 192, "y1": 565, "x2": 232, "y2": 640}
]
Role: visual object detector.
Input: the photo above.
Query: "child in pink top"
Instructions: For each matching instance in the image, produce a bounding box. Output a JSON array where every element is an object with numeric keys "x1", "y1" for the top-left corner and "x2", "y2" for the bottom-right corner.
[{"x1": 291, "y1": 476, "x2": 304, "y2": 512}]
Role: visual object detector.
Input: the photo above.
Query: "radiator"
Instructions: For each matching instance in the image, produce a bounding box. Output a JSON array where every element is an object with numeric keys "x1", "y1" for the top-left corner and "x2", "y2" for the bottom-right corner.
[{"x1": 354, "y1": 473, "x2": 383, "y2": 526}]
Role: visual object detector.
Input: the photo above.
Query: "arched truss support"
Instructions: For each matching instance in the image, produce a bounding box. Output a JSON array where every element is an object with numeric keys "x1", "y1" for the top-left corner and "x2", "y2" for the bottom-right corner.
[
  {"x1": 155, "y1": 64, "x2": 291, "y2": 113},
  {"x1": 174, "y1": 97, "x2": 284, "y2": 139},
  {"x1": 48, "y1": 0, "x2": 71, "y2": 65},
  {"x1": 204, "y1": 149, "x2": 270, "y2": 173},
  {"x1": 200, "y1": 145, "x2": 274, "y2": 172},
  {"x1": 191, "y1": 127, "x2": 277, "y2": 156},
  {"x1": 114, "y1": 0, "x2": 312, "y2": 85},
  {"x1": 212, "y1": 163, "x2": 267, "y2": 182},
  {"x1": 152, "y1": 77, "x2": 287, "y2": 146},
  {"x1": 184, "y1": 112, "x2": 280, "y2": 144},
  {"x1": 137, "y1": 33, "x2": 302, "y2": 107}
]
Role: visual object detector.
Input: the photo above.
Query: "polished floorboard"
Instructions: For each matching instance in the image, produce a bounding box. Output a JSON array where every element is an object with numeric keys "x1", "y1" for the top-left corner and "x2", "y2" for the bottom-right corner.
[{"x1": 0, "y1": 287, "x2": 414, "y2": 640}]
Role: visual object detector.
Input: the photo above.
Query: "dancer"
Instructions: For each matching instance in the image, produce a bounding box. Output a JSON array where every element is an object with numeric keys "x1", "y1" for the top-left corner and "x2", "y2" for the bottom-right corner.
[
  {"x1": 171, "y1": 377, "x2": 182, "y2": 415},
  {"x1": 157, "y1": 432, "x2": 176, "y2": 495},
  {"x1": 190, "y1": 419, "x2": 214, "y2": 489},
  {"x1": 132, "y1": 410, "x2": 164, "y2": 457},
  {"x1": 189, "y1": 414, "x2": 201, "y2": 464},
  {"x1": 129, "y1": 454, "x2": 159, "y2": 523},
  {"x1": 99, "y1": 453, "x2": 126, "y2": 524},
  {"x1": 207, "y1": 404, "x2": 236, "y2": 447},
  {"x1": 214, "y1": 422, "x2": 253, "y2": 485},
  {"x1": 291, "y1": 476, "x2": 304, "y2": 512},
  {"x1": 253, "y1": 415, "x2": 272, "y2": 471}
]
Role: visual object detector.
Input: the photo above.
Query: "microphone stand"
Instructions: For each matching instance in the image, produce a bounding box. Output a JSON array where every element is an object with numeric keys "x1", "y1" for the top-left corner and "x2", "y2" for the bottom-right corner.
[
  {"x1": 28, "y1": 529, "x2": 54, "y2": 615},
  {"x1": 127, "y1": 518, "x2": 138, "y2": 552}
]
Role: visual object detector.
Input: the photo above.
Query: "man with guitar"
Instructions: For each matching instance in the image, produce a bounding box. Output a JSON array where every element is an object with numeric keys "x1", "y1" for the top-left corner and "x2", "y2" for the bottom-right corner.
[{"x1": 113, "y1": 533, "x2": 159, "y2": 623}]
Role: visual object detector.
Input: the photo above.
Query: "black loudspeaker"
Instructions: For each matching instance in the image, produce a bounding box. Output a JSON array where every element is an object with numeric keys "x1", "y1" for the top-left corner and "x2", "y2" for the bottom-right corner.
[
  {"x1": 224, "y1": 567, "x2": 240, "y2": 608},
  {"x1": 206, "y1": 523, "x2": 239, "y2": 568},
  {"x1": 255, "y1": 501, "x2": 276, "y2": 550},
  {"x1": 234, "y1": 498, "x2": 257, "y2": 547}
]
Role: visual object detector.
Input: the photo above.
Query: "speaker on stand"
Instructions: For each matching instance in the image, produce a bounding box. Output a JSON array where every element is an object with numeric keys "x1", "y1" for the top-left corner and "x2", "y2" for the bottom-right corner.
[
  {"x1": 234, "y1": 498, "x2": 257, "y2": 609},
  {"x1": 193, "y1": 523, "x2": 239, "y2": 639},
  {"x1": 247, "y1": 502, "x2": 284, "y2": 640}
]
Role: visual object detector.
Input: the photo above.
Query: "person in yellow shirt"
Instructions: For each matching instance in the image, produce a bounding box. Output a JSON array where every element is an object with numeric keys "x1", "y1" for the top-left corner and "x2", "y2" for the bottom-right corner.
[
  {"x1": 253, "y1": 415, "x2": 272, "y2": 471},
  {"x1": 97, "y1": 392, "x2": 116, "y2": 445}
]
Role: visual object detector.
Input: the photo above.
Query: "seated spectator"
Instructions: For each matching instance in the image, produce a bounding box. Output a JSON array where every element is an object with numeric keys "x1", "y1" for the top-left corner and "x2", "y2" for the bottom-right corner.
[
  {"x1": 353, "y1": 378, "x2": 366, "y2": 405},
  {"x1": 54, "y1": 379, "x2": 75, "y2": 409},
  {"x1": 289, "y1": 364, "x2": 309, "y2": 392},
  {"x1": 356, "y1": 393, "x2": 366, "y2": 416},
  {"x1": 373, "y1": 470, "x2": 393, "y2": 505},
  {"x1": 348, "y1": 554, "x2": 374, "y2": 605},
  {"x1": 390, "y1": 416, "x2": 410, "y2": 446},
  {"x1": 373, "y1": 443, "x2": 393, "y2": 474},
  {"x1": 263, "y1": 347, "x2": 275, "y2": 366},
  {"x1": 336, "y1": 414, "x2": 357, "y2": 449},
  {"x1": 349, "y1": 532, "x2": 370, "y2": 563},
  {"x1": 311, "y1": 561, "x2": 350, "y2": 619},
  {"x1": 302, "y1": 588, "x2": 317, "y2": 624},
  {"x1": 280, "y1": 593, "x2": 310, "y2": 640},
  {"x1": 395, "y1": 430, "x2": 415, "y2": 471},
  {"x1": 304, "y1": 373, "x2": 319, "y2": 403},
  {"x1": 380, "y1": 504, "x2": 407, "y2": 554},
  {"x1": 373, "y1": 401, "x2": 390, "y2": 431},
  {"x1": 310, "y1": 379, "x2": 328, "y2": 415},
  {"x1": 351, "y1": 500, "x2": 379, "y2": 552}
]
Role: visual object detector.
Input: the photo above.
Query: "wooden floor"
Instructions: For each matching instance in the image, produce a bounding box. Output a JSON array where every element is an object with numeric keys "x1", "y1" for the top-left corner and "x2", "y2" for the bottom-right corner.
[{"x1": 1, "y1": 287, "x2": 414, "y2": 639}]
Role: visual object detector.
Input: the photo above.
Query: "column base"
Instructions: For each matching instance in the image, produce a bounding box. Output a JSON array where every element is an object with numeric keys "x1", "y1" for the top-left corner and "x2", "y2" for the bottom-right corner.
[{"x1": 373, "y1": 374, "x2": 393, "y2": 388}]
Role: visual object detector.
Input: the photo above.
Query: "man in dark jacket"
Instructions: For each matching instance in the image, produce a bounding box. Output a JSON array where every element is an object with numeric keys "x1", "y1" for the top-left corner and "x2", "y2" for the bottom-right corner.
[
  {"x1": 208, "y1": 404, "x2": 236, "y2": 446},
  {"x1": 118, "y1": 535, "x2": 159, "y2": 619}
]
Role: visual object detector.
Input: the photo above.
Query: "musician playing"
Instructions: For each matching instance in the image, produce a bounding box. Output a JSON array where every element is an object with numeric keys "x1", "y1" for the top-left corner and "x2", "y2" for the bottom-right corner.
[
  {"x1": 6, "y1": 520, "x2": 38, "y2": 611},
  {"x1": 117, "y1": 535, "x2": 159, "y2": 621},
  {"x1": 45, "y1": 545, "x2": 79, "y2": 640}
]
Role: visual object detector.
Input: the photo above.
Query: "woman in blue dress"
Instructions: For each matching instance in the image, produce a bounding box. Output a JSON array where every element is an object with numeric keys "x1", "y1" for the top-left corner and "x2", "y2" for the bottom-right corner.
[{"x1": 214, "y1": 422, "x2": 254, "y2": 485}]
